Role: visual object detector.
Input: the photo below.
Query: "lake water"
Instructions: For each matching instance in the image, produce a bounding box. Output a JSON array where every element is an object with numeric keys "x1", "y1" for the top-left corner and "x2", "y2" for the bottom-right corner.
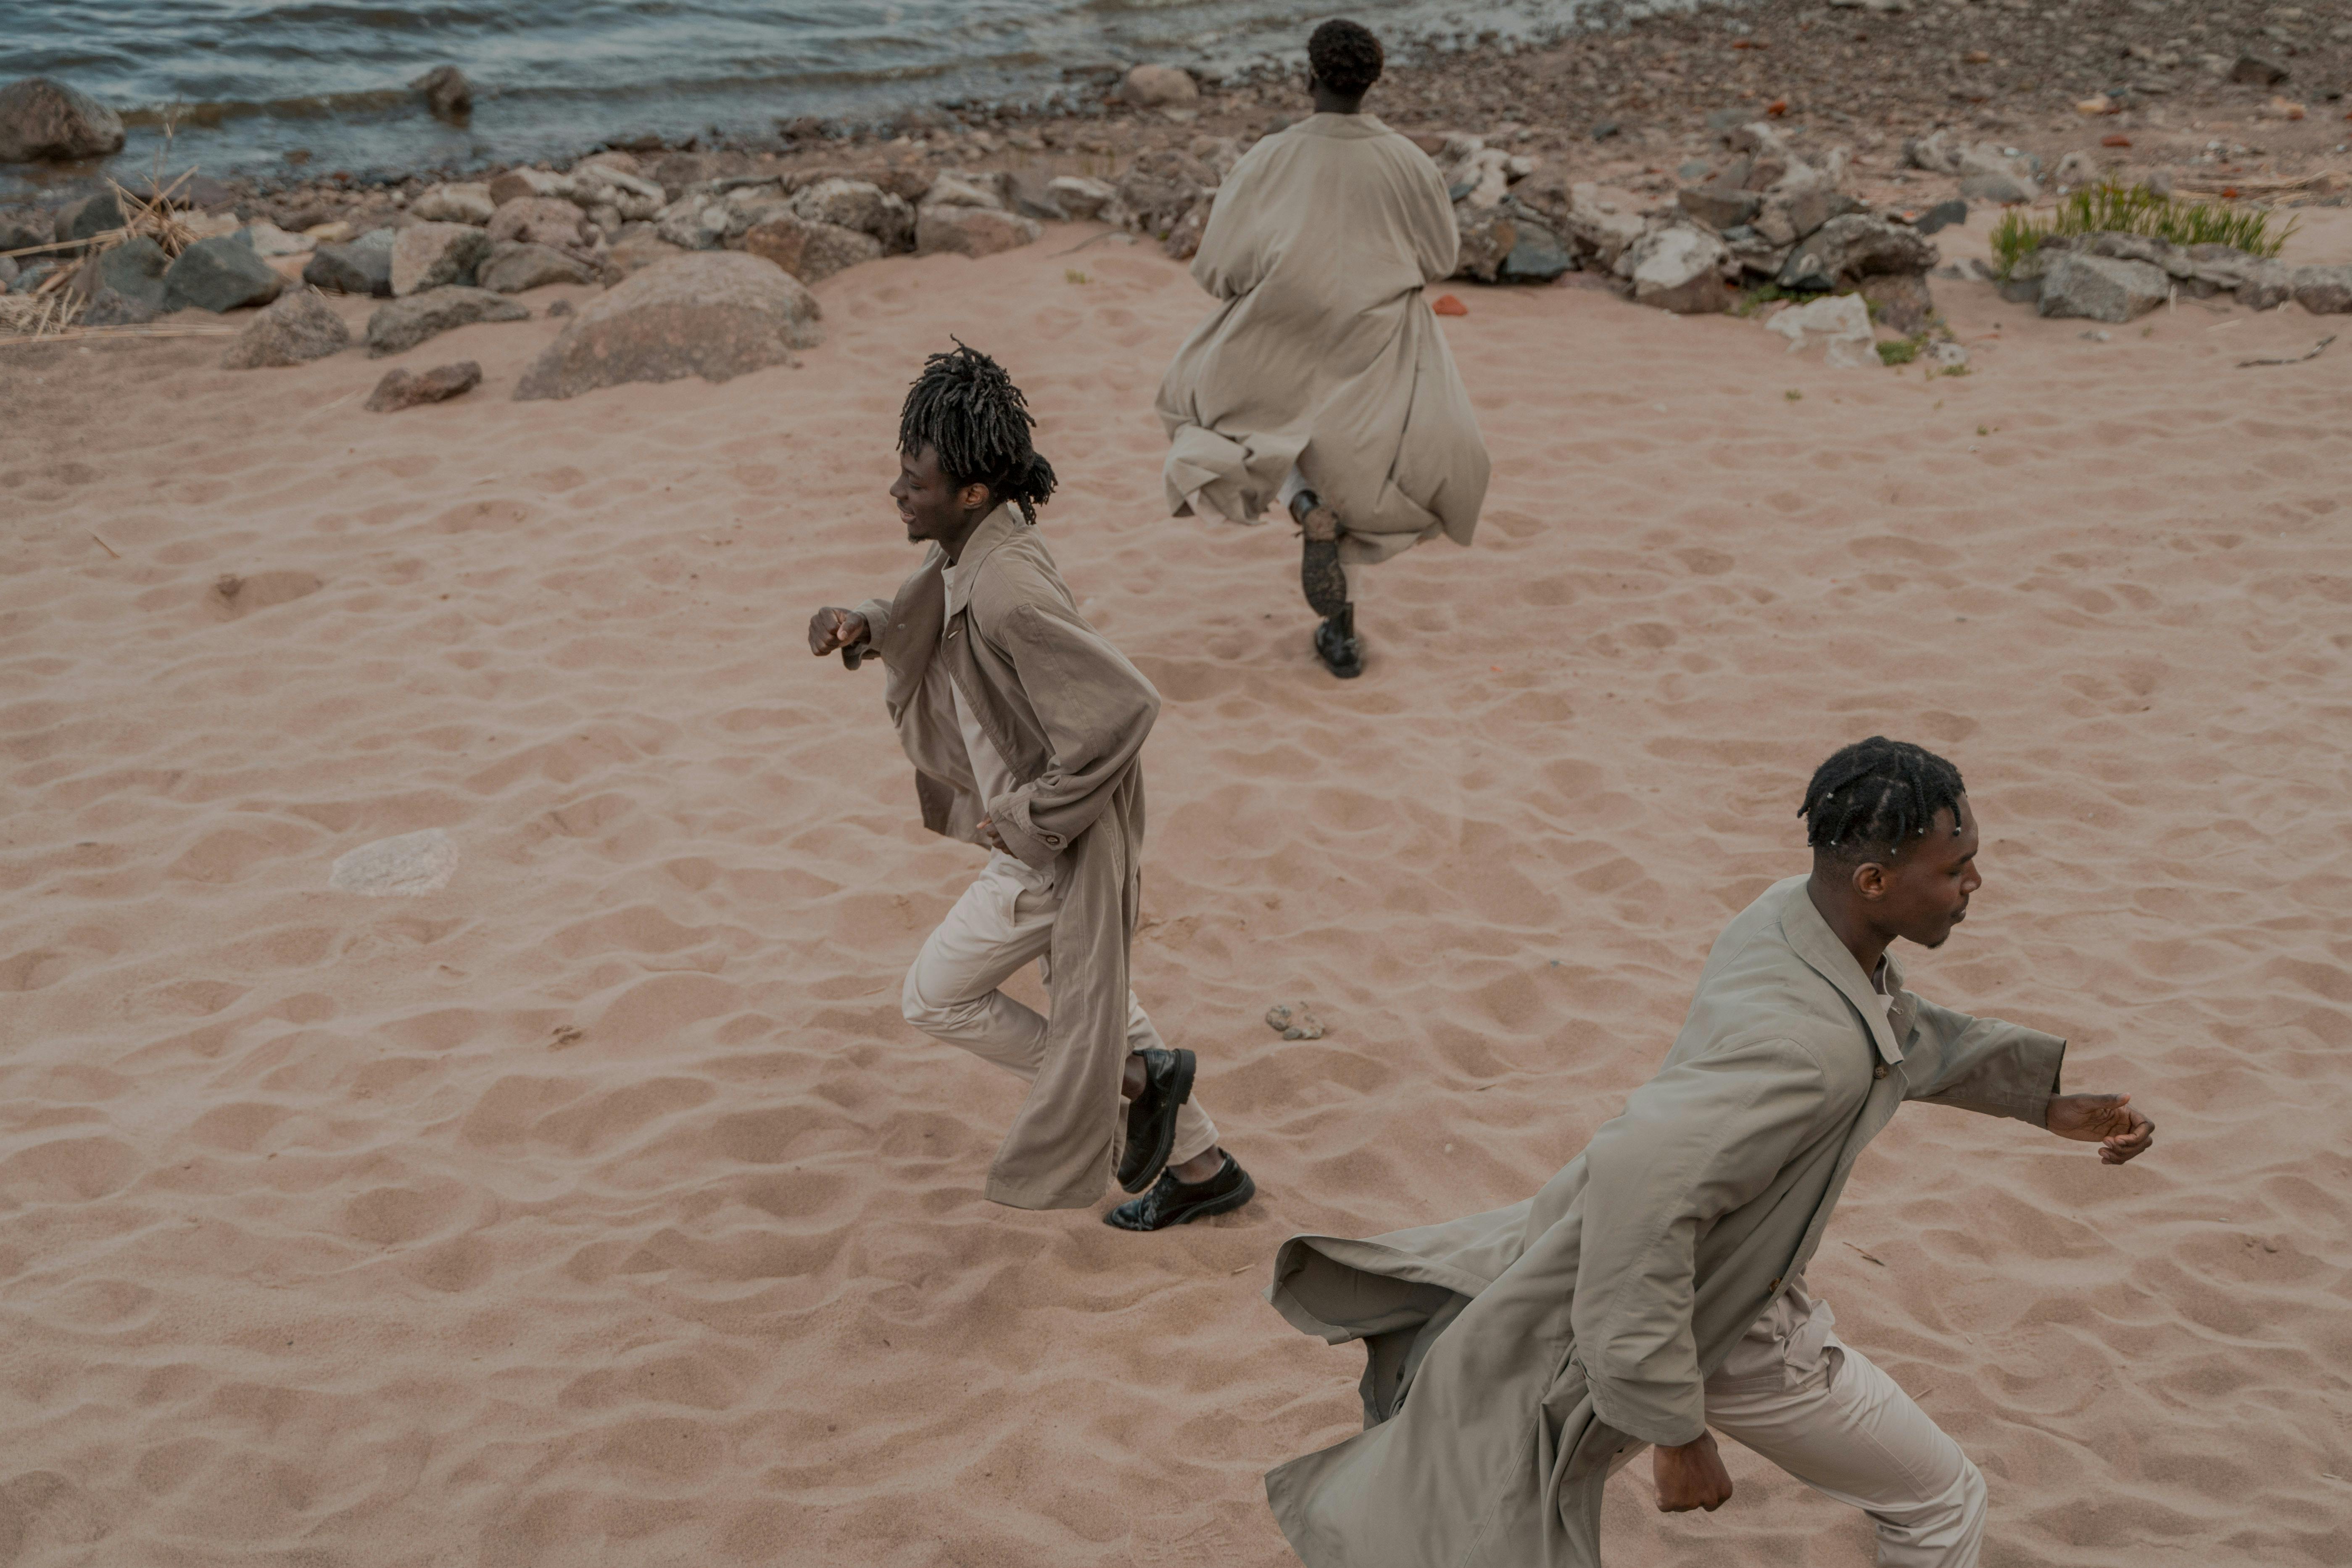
[{"x1": 4, "y1": 0, "x2": 1585, "y2": 184}]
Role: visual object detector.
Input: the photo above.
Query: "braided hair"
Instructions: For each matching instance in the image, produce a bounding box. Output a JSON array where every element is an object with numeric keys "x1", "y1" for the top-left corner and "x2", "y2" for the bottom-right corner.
[
  {"x1": 897, "y1": 340, "x2": 1058, "y2": 524},
  {"x1": 1308, "y1": 19, "x2": 1385, "y2": 98},
  {"x1": 1798, "y1": 737, "x2": 1967, "y2": 863}
]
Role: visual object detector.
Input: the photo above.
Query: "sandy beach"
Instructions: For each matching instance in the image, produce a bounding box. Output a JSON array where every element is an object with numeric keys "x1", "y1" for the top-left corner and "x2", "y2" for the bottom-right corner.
[{"x1": 3, "y1": 197, "x2": 2350, "y2": 1567}]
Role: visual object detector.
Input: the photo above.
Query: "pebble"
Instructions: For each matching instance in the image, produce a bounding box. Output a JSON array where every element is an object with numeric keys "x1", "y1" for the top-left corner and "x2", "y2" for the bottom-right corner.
[{"x1": 329, "y1": 829, "x2": 458, "y2": 896}]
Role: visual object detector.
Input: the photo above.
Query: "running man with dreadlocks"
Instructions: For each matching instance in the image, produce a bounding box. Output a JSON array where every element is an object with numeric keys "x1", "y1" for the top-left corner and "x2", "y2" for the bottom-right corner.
[
  {"x1": 808, "y1": 343, "x2": 1255, "y2": 1230},
  {"x1": 1257, "y1": 737, "x2": 2154, "y2": 1568},
  {"x1": 1156, "y1": 17, "x2": 1489, "y2": 679}
]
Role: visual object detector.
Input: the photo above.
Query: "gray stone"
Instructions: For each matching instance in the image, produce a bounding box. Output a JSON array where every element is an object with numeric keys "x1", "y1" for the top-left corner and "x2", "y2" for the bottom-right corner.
[
  {"x1": 569, "y1": 163, "x2": 667, "y2": 221},
  {"x1": 1121, "y1": 64, "x2": 1199, "y2": 108},
  {"x1": 1560, "y1": 184, "x2": 1647, "y2": 272},
  {"x1": 1913, "y1": 199, "x2": 1969, "y2": 237},
  {"x1": 604, "y1": 228, "x2": 689, "y2": 280},
  {"x1": 2236, "y1": 261, "x2": 2295, "y2": 311},
  {"x1": 513, "y1": 251, "x2": 822, "y2": 401},
  {"x1": 738, "y1": 212, "x2": 882, "y2": 282},
  {"x1": 477, "y1": 240, "x2": 599, "y2": 293},
  {"x1": 304, "y1": 230, "x2": 396, "y2": 296},
  {"x1": 1778, "y1": 213, "x2": 1938, "y2": 292},
  {"x1": 485, "y1": 196, "x2": 590, "y2": 252},
  {"x1": 486, "y1": 168, "x2": 575, "y2": 206},
  {"x1": 10, "y1": 259, "x2": 58, "y2": 293},
  {"x1": 80, "y1": 287, "x2": 157, "y2": 326},
  {"x1": 1721, "y1": 224, "x2": 1791, "y2": 278},
  {"x1": 2230, "y1": 53, "x2": 2288, "y2": 87},
  {"x1": 1499, "y1": 218, "x2": 1574, "y2": 283},
  {"x1": 1678, "y1": 184, "x2": 1762, "y2": 230},
  {"x1": 93, "y1": 236, "x2": 169, "y2": 309},
  {"x1": 1005, "y1": 169, "x2": 1067, "y2": 222},
  {"x1": 1752, "y1": 185, "x2": 1849, "y2": 246},
  {"x1": 1630, "y1": 225, "x2": 1731, "y2": 314},
  {"x1": 1958, "y1": 172, "x2": 2037, "y2": 205},
  {"x1": 59, "y1": 189, "x2": 124, "y2": 244},
  {"x1": 2291, "y1": 264, "x2": 2352, "y2": 314},
  {"x1": 328, "y1": 827, "x2": 457, "y2": 892},
  {"x1": 222, "y1": 288, "x2": 352, "y2": 368},
  {"x1": 365, "y1": 286, "x2": 530, "y2": 356},
  {"x1": 1112, "y1": 149, "x2": 1217, "y2": 240},
  {"x1": 390, "y1": 222, "x2": 490, "y2": 295},
  {"x1": 1859, "y1": 271, "x2": 1936, "y2": 334},
  {"x1": 161, "y1": 236, "x2": 285, "y2": 312},
  {"x1": 0, "y1": 210, "x2": 53, "y2": 251},
  {"x1": 411, "y1": 65, "x2": 472, "y2": 121},
  {"x1": 1045, "y1": 175, "x2": 1118, "y2": 222},
  {"x1": 786, "y1": 178, "x2": 914, "y2": 251},
  {"x1": 1452, "y1": 205, "x2": 1518, "y2": 283},
  {"x1": 410, "y1": 182, "x2": 495, "y2": 225},
  {"x1": 923, "y1": 170, "x2": 1006, "y2": 211},
  {"x1": 913, "y1": 204, "x2": 1043, "y2": 259},
  {"x1": 2037, "y1": 253, "x2": 2167, "y2": 322},
  {"x1": 366, "y1": 361, "x2": 482, "y2": 413},
  {"x1": 0, "y1": 77, "x2": 127, "y2": 163}
]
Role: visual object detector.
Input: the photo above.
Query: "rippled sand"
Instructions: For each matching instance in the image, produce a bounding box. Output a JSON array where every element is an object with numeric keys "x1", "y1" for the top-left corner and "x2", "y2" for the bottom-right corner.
[{"x1": 3, "y1": 208, "x2": 2348, "y2": 1566}]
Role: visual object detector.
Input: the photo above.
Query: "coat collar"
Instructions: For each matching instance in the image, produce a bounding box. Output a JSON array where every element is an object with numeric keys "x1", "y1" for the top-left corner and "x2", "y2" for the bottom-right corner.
[
  {"x1": 1775, "y1": 877, "x2": 1907, "y2": 1065},
  {"x1": 1292, "y1": 111, "x2": 1393, "y2": 141},
  {"x1": 942, "y1": 505, "x2": 1027, "y2": 620}
]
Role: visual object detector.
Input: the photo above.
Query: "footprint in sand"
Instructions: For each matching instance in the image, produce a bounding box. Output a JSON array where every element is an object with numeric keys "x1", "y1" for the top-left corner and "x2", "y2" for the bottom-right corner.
[{"x1": 330, "y1": 829, "x2": 458, "y2": 896}]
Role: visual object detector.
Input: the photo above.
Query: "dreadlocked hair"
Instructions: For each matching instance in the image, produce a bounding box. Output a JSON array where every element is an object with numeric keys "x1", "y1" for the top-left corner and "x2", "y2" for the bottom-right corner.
[
  {"x1": 1798, "y1": 737, "x2": 1967, "y2": 864},
  {"x1": 1308, "y1": 19, "x2": 1385, "y2": 98},
  {"x1": 898, "y1": 340, "x2": 1058, "y2": 524}
]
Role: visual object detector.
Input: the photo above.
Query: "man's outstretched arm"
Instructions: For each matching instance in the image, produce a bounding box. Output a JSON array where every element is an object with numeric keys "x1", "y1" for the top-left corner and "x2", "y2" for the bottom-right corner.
[
  {"x1": 1905, "y1": 994, "x2": 2154, "y2": 1160},
  {"x1": 2046, "y1": 1092, "x2": 2155, "y2": 1163}
]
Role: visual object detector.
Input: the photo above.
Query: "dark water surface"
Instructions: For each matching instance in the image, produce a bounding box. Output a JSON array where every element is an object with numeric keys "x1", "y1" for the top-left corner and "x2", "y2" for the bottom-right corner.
[{"x1": 4, "y1": 0, "x2": 1583, "y2": 185}]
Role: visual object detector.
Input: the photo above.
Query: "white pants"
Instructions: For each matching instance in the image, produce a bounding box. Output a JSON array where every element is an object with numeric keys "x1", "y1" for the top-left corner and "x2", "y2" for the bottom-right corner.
[
  {"x1": 1626, "y1": 1281, "x2": 1988, "y2": 1567},
  {"x1": 901, "y1": 853, "x2": 1220, "y2": 1169}
]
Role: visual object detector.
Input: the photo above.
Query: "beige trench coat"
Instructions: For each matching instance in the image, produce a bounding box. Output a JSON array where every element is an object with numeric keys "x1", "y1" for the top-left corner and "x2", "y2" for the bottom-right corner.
[
  {"x1": 1263, "y1": 875, "x2": 2067, "y2": 1566},
  {"x1": 1155, "y1": 113, "x2": 1490, "y2": 565},
  {"x1": 851, "y1": 507, "x2": 1161, "y2": 1209}
]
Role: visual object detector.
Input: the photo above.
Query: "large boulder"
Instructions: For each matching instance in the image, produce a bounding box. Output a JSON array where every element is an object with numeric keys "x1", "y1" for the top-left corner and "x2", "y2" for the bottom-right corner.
[
  {"x1": 1556, "y1": 183, "x2": 1647, "y2": 272},
  {"x1": 304, "y1": 229, "x2": 396, "y2": 296},
  {"x1": 365, "y1": 285, "x2": 530, "y2": 356},
  {"x1": 1630, "y1": 225, "x2": 1731, "y2": 314},
  {"x1": 222, "y1": 288, "x2": 352, "y2": 368},
  {"x1": 2037, "y1": 253, "x2": 2167, "y2": 322},
  {"x1": 411, "y1": 182, "x2": 495, "y2": 224},
  {"x1": 787, "y1": 179, "x2": 914, "y2": 251},
  {"x1": 0, "y1": 77, "x2": 127, "y2": 163},
  {"x1": 1122, "y1": 65, "x2": 1200, "y2": 108},
  {"x1": 513, "y1": 251, "x2": 821, "y2": 401},
  {"x1": 916, "y1": 204, "x2": 1042, "y2": 259},
  {"x1": 477, "y1": 240, "x2": 598, "y2": 293},
  {"x1": 162, "y1": 236, "x2": 285, "y2": 312},
  {"x1": 1959, "y1": 172, "x2": 2036, "y2": 205},
  {"x1": 2234, "y1": 260, "x2": 2296, "y2": 311},
  {"x1": 390, "y1": 221, "x2": 490, "y2": 295},
  {"x1": 485, "y1": 195, "x2": 591, "y2": 251},
  {"x1": 1045, "y1": 175, "x2": 1117, "y2": 222},
  {"x1": 1858, "y1": 272, "x2": 1936, "y2": 334},
  {"x1": 739, "y1": 212, "x2": 882, "y2": 283},
  {"x1": 1678, "y1": 184, "x2": 1761, "y2": 230},
  {"x1": 1114, "y1": 149, "x2": 1217, "y2": 240},
  {"x1": 1500, "y1": 219, "x2": 1574, "y2": 284},
  {"x1": 367, "y1": 361, "x2": 481, "y2": 412},
  {"x1": 1777, "y1": 213, "x2": 1938, "y2": 292},
  {"x1": 2290, "y1": 264, "x2": 2352, "y2": 315}
]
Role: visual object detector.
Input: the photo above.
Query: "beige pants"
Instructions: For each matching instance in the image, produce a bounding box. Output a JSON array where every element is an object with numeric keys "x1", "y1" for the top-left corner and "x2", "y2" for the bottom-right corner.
[
  {"x1": 901, "y1": 852, "x2": 1220, "y2": 1170},
  {"x1": 1623, "y1": 1280, "x2": 1988, "y2": 1567}
]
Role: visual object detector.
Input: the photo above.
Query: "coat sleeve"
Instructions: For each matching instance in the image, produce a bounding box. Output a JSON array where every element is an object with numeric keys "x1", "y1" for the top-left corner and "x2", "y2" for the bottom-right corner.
[
  {"x1": 984, "y1": 598, "x2": 1161, "y2": 871},
  {"x1": 1188, "y1": 148, "x2": 1272, "y2": 301},
  {"x1": 1901, "y1": 996, "x2": 2067, "y2": 1126},
  {"x1": 1571, "y1": 1036, "x2": 1832, "y2": 1448},
  {"x1": 1403, "y1": 145, "x2": 1461, "y2": 285}
]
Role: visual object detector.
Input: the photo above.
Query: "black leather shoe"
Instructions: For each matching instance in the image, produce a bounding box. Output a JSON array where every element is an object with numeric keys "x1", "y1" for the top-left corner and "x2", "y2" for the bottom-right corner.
[
  {"x1": 1117, "y1": 1047, "x2": 1195, "y2": 1193},
  {"x1": 1314, "y1": 606, "x2": 1363, "y2": 680},
  {"x1": 1104, "y1": 1154, "x2": 1256, "y2": 1231}
]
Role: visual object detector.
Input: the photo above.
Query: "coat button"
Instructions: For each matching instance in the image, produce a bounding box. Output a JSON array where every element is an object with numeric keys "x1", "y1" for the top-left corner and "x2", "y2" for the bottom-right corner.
[
  {"x1": 1874, "y1": 1062, "x2": 1889, "y2": 1080},
  {"x1": 1043, "y1": 833, "x2": 1061, "y2": 846},
  {"x1": 1768, "y1": 1277, "x2": 1782, "y2": 1291}
]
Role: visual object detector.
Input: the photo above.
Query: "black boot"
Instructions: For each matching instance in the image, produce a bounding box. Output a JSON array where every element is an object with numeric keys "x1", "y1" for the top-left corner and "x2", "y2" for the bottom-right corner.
[
  {"x1": 1117, "y1": 1047, "x2": 1196, "y2": 1193},
  {"x1": 1104, "y1": 1153, "x2": 1256, "y2": 1231},
  {"x1": 1315, "y1": 603, "x2": 1364, "y2": 680}
]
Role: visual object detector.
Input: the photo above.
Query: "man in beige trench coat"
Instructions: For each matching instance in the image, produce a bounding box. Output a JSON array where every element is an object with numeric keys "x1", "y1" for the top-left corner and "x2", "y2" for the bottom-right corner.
[
  {"x1": 1262, "y1": 737, "x2": 2154, "y2": 1565},
  {"x1": 809, "y1": 344, "x2": 1255, "y2": 1230}
]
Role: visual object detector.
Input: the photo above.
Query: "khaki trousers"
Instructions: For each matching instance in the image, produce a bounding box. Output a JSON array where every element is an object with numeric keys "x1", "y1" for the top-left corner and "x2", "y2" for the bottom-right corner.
[
  {"x1": 1622, "y1": 1282, "x2": 1988, "y2": 1567},
  {"x1": 901, "y1": 853, "x2": 1220, "y2": 1170}
]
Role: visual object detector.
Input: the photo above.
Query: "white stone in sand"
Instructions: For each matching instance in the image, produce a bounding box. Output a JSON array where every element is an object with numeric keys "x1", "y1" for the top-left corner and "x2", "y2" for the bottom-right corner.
[{"x1": 330, "y1": 829, "x2": 458, "y2": 896}]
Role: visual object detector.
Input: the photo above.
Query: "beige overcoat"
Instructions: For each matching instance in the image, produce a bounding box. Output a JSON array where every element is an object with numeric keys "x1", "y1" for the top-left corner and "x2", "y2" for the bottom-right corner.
[
  {"x1": 851, "y1": 506, "x2": 1161, "y2": 1209},
  {"x1": 1155, "y1": 113, "x2": 1490, "y2": 565},
  {"x1": 1263, "y1": 875, "x2": 2067, "y2": 1566}
]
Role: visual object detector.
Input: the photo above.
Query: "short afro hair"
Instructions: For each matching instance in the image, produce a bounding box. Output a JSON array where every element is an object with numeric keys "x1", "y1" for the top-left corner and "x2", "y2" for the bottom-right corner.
[
  {"x1": 1308, "y1": 19, "x2": 1384, "y2": 98},
  {"x1": 1798, "y1": 737, "x2": 1967, "y2": 864}
]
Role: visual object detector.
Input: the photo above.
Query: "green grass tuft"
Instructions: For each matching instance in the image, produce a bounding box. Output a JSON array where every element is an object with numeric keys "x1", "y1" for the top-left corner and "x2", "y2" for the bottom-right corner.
[
  {"x1": 1877, "y1": 336, "x2": 1923, "y2": 366},
  {"x1": 1988, "y1": 181, "x2": 2297, "y2": 279}
]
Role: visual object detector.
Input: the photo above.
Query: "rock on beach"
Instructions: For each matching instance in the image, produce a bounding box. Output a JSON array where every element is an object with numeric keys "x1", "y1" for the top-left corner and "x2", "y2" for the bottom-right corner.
[
  {"x1": 0, "y1": 76, "x2": 126, "y2": 163},
  {"x1": 366, "y1": 286, "x2": 530, "y2": 356},
  {"x1": 163, "y1": 237, "x2": 285, "y2": 313},
  {"x1": 915, "y1": 205, "x2": 1041, "y2": 259},
  {"x1": 2038, "y1": 253, "x2": 2168, "y2": 322},
  {"x1": 512, "y1": 251, "x2": 821, "y2": 402},
  {"x1": 391, "y1": 223, "x2": 490, "y2": 295},
  {"x1": 222, "y1": 288, "x2": 351, "y2": 369},
  {"x1": 477, "y1": 240, "x2": 598, "y2": 293},
  {"x1": 366, "y1": 361, "x2": 482, "y2": 413},
  {"x1": 411, "y1": 66, "x2": 472, "y2": 123},
  {"x1": 1122, "y1": 65, "x2": 1200, "y2": 109},
  {"x1": 739, "y1": 213, "x2": 882, "y2": 284},
  {"x1": 304, "y1": 229, "x2": 397, "y2": 297}
]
